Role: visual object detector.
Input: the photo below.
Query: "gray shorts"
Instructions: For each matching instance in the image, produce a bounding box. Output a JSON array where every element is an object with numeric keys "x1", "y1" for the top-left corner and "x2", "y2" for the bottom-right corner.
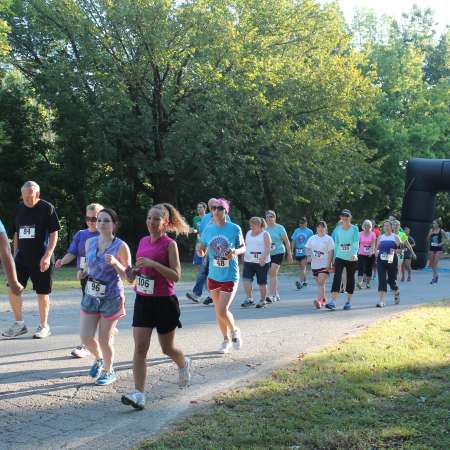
[{"x1": 80, "y1": 294, "x2": 125, "y2": 320}]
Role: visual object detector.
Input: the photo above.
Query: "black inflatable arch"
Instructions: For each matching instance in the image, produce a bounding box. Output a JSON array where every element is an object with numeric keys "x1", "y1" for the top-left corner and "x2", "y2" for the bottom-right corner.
[{"x1": 401, "y1": 158, "x2": 450, "y2": 269}]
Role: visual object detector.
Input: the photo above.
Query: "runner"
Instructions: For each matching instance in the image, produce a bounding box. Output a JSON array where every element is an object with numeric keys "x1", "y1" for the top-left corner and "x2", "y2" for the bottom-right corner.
[
  {"x1": 291, "y1": 217, "x2": 313, "y2": 290},
  {"x1": 55, "y1": 203, "x2": 103, "y2": 357},
  {"x1": 326, "y1": 209, "x2": 359, "y2": 311},
  {"x1": 305, "y1": 221, "x2": 334, "y2": 309},
  {"x1": 427, "y1": 219, "x2": 447, "y2": 284},
  {"x1": 357, "y1": 220, "x2": 376, "y2": 289},
  {"x1": 185, "y1": 201, "x2": 207, "y2": 303},
  {"x1": 79, "y1": 208, "x2": 131, "y2": 386},
  {"x1": 2, "y1": 181, "x2": 60, "y2": 339},
  {"x1": 392, "y1": 220, "x2": 416, "y2": 278},
  {"x1": 371, "y1": 220, "x2": 381, "y2": 281},
  {"x1": 266, "y1": 210, "x2": 293, "y2": 302},
  {"x1": 121, "y1": 203, "x2": 191, "y2": 410},
  {"x1": 241, "y1": 217, "x2": 271, "y2": 308},
  {"x1": 376, "y1": 220, "x2": 401, "y2": 307},
  {"x1": 0, "y1": 218, "x2": 24, "y2": 295},
  {"x1": 401, "y1": 226, "x2": 416, "y2": 282},
  {"x1": 197, "y1": 198, "x2": 245, "y2": 354}
]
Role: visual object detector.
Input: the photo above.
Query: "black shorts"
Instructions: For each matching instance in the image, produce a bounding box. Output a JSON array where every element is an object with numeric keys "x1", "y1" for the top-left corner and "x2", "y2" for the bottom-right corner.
[
  {"x1": 132, "y1": 294, "x2": 182, "y2": 334},
  {"x1": 15, "y1": 260, "x2": 53, "y2": 295},
  {"x1": 295, "y1": 255, "x2": 307, "y2": 262},
  {"x1": 270, "y1": 253, "x2": 284, "y2": 266},
  {"x1": 243, "y1": 262, "x2": 270, "y2": 285},
  {"x1": 312, "y1": 268, "x2": 329, "y2": 277}
]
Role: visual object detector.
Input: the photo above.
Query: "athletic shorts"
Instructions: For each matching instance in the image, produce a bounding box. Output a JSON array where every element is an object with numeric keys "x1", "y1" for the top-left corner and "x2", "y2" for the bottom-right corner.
[
  {"x1": 295, "y1": 255, "x2": 307, "y2": 262},
  {"x1": 207, "y1": 278, "x2": 235, "y2": 293},
  {"x1": 312, "y1": 268, "x2": 329, "y2": 277},
  {"x1": 270, "y1": 253, "x2": 284, "y2": 266},
  {"x1": 15, "y1": 260, "x2": 53, "y2": 295},
  {"x1": 243, "y1": 262, "x2": 270, "y2": 285},
  {"x1": 80, "y1": 294, "x2": 125, "y2": 320},
  {"x1": 430, "y1": 250, "x2": 443, "y2": 256},
  {"x1": 132, "y1": 294, "x2": 181, "y2": 334}
]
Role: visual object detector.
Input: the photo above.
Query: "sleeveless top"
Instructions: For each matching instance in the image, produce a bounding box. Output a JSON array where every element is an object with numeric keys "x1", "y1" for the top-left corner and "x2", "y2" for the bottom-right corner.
[
  {"x1": 378, "y1": 234, "x2": 397, "y2": 260},
  {"x1": 86, "y1": 236, "x2": 125, "y2": 299},
  {"x1": 429, "y1": 230, "x2": 443, "y2": 251},
  {"x1": 135, "y1": 234, "x2": 175, "y2": 297},
  {"x1": 358, "y1": 231, "x2": 376, "y2": 256},
  {"x1": 244, "y1": 230, "x2": 271, "y2": 264}
]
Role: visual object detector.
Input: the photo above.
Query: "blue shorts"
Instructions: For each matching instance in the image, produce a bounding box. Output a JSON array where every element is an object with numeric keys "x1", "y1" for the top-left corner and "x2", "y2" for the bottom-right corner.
[
  {"x1": 243, "y1": 262, "x2": 270, "y2": 285},
  {"x1": 81, "y1": 294, "x2": 125, "y2": 320}
]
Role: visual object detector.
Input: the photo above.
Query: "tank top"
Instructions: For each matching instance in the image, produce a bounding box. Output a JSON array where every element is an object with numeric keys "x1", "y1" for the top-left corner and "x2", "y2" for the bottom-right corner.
[
  {"x1": 135, "y1": 234, "x2": 175, "y2": 297},
  {"x1": 244, "y1": 230, "x2": 271, "y2": 263},
  {"x1": 429, "y1": 230, "x2": 443, "y2": 251},
  {"x1": 358, "y1": 231, "x2": 376, "y2": 256},
  {"x1": 86, "y1": 236, "x2": 124, "y2": 299},
  {"x1": 378, "y1": 234, "x2": 397, "y2": 263}
]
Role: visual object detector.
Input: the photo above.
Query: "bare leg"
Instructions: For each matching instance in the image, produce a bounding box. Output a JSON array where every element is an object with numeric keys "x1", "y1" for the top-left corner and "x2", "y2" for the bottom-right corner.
[
  {"x1": 258, "y1": 284, "x2": 267, "y2": 301},
  {"x1": 7, "y1": 290, "x2": 23, "y2": 321},
  {"x1": 80, "y1": 315, "x2": 101, "y2": 359},
  {"x1": 211, "y1": 288, "x2": 237, "y2": 339},
  {"x1": 243, "y1": 280, "x2": 253, "y2": 299},
  {"x1": 37, "y1": 294, "x2": 50, "y2": 326},
  {"x1": 158, "y1": 330, "x2": 185, "y2": 368},
  {"x1": 269, "y1": 263, "x2": 280, "y2": 297},
  {"x1": 98, "y1": 317, "x2": 119, "y2": 372},
  {"x1": 132, "y1": 327, "x2": 152, "y2": 392}
]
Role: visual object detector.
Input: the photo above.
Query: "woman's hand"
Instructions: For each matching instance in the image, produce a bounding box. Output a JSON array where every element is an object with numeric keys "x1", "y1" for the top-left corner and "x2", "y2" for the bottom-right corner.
[
  {"x1": 136, "y1": 257, "x2": 156, "y2": 268},
  {"x1": 105, "y1": 253, "x2": 119, "y2": 266}
]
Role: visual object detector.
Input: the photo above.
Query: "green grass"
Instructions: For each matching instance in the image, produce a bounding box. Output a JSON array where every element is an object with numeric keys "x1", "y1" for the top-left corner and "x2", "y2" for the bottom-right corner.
[{"x1": 142, "y1": 301, "x2": 450, "y2": 450}]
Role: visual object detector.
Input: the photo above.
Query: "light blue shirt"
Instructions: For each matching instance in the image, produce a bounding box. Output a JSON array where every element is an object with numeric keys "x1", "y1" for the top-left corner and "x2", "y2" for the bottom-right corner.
[
  {"x1": 291, "y1": 227, "x2": 313, "y2": 257},
  {"x1": 267, "y1": 224, "x2": 288, "y2": 256},
  {"x1": 200, "y1": 222, "x2": 244, "y2": 282},
  {"x1": 198, "y1": 212, "x2": 231, "y2": 236},
  {"x1": 333, "y1": 224, "x2": 359, "y2": 261},
  {"x1": 0, "y1": 219, "x2": 5, "y2": 235}
]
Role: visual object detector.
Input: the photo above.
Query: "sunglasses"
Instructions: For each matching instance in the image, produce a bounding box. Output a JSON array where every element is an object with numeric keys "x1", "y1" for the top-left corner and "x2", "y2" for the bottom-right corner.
[
  {"x1": 266, "y1": 215, "x2": 275, "y2": 219},
  {"x1": 85, "y1": 216, "x2": 98, "y2": 222},
  {"x1": 211, "y1": 205, "x2": 225, "y2": 211}
]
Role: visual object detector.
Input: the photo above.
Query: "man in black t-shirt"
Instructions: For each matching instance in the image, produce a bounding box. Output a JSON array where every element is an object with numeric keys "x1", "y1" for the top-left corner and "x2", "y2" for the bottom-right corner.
[{"x1": 2, "y1": 181, "x2": 60, "y2": 339}]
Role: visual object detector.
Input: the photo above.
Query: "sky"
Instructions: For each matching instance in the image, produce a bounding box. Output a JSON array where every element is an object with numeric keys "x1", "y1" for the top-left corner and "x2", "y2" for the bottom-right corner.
[{"x1": 323, "y1": 0, "x2": 449, "y2": 36}]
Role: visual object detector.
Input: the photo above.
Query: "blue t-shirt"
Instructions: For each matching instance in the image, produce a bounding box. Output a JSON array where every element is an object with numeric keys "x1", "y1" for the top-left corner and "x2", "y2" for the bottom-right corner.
[
  {"x1": 267, "y1": 224, "x2": 288, "y2": 256},
  {"x1": 0, "y1": 218, "x2": 5, "y2": 235},
  {"x1": 291, "y1": 227, "x2": 313, "y2": 257},
  {"x1": 198, "y1": 212, "x2": 230, "y2": 236},
  {"x1": 200, "y1": 222, "x2": 244, "y2": 282},
  {"x1": 68, "y1": 229, "x2": 99, "y2": 269}
]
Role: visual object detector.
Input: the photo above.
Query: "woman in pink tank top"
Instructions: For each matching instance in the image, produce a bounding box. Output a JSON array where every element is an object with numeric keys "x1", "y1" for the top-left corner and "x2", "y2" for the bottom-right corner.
[
  {"x1": 357, "y1": 220, "x2": 377, "y2": 289},
  {"x1": 121, "y1": 203, "x2": 191, "y2": 411}
]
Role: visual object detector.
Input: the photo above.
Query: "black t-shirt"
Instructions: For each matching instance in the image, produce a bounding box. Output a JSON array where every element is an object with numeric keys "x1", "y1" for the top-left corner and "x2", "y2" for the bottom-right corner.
[{"x1": 13, "y1": 199, "x2": 60, "y2": 266}]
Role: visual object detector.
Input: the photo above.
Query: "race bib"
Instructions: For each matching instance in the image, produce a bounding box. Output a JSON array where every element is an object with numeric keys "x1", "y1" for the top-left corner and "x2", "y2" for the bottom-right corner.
[
  {"x1": 295, "y1": 248, "x2": 305, "y2": 257},
  {"x1": 79, "y1": 257, "x2": 86, "y2": 270},
  {"x1": 313, "y1": 250, "x2": 325, "y2": 258},
  {"x1": 250, "y1": 252, "x2": 262, "y2": 262},
  {"x1": 380, "y1": 252, "x2": 394, "y2": 263},
  {"x1": 136, "y1": 275, "x2": 154, "y2": 295},
  {"x1": 431, "y1": 242, "x2": 440, "y2": 247},
  {"x1": 271, "y1": 243, "x2": 276, "y2": 251},
  {"x1": 364, "y1": 245, "x2": 371, "y2": 254},
  {"x1": 340, "y1": 243, "x2": 351, "y2": 253},
  {"x1": 86, "y1": 278, "x2": 106, "y2": 297},
  {"x1": 213, "y1": 257, "x2": 230, "y2": 268},
  {"x1": 19, "y1": 226, "x2": 35, "y2": 239}
]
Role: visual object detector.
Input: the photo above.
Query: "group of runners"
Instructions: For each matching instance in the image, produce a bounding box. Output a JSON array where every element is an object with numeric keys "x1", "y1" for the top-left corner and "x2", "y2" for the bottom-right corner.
[{"x1": 0, "y1": 183, "x2": 447, "y2": 411}]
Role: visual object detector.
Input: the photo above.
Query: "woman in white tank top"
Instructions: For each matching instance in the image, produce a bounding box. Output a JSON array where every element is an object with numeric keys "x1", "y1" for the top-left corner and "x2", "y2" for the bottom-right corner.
[{"x1": 241, "y1": 217, "x2": 272, "y2": 309}]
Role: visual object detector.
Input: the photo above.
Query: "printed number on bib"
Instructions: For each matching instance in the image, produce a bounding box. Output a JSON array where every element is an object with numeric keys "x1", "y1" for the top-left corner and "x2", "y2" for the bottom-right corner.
[
  {"x1": 79, "y1": 257, "x2": 86, "y2": 270},
  {"x1": 214, "y1": 257, "x2": 230, "y2": 268},
  {"x1": 86, "y1": 279, "x2": 106, "y2": 297},
  {"x1": 431, "y1": 242, "x2": 440, "y2": 247},
  {"x1": 313, "y1": 250, "x2": 325, "y2": 258},
  {"x1": 251, "y1": 252, "x2": 261, "y2": 262},
  {"x1": 380, "y1": 252, "x2": 394, "y2": 263},
  {"x1": 19, "y1": 226, "x2": 35, "y2": 239},
  {"x1": 364, "y1": 246, "x2": 371, "y2": 253},
  {"x1": 295, "y1": 248, "x2": 305, "y2": 257},
  {"x1": 136, "y1": 275, "x2": 154, "y2": 295},
  {"x1": 340, "y1": 244, "x2": 351, "y2": 252},
  {"x1": 271, "y1": 243, "x2": 276, "y2": 251}
]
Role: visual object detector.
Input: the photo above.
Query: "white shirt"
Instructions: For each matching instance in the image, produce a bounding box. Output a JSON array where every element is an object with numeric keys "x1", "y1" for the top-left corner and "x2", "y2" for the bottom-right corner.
[
  {"x1": 305, "y1": 234, "x2": 335, "y2": 270},
  {"x1": 244, "y1": 230, "x2": 271, "y2": 264}
]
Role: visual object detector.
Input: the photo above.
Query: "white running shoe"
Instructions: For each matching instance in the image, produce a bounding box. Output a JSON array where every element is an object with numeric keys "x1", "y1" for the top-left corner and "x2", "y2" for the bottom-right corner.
[
  {"x1": 376, "y1": 301, "x2": 385, "y2": 308},
  {"x1": 219, "y1": 339, "x2": 232, "y2": 354},
  {"x1": 33, "y1": 324, "x2": 51, "y2": 339},
  {"x1": 121, "y1": 391, "x2": 146, "y2": 410},
  {"x1": 2, "y1": 322, "x2": 28, "y2": 338},
  {"x1": 71, "y1": 345, "x2": 91, "y2": 358},
  {"x1": 186, "y1": 291, "x2": 200, "y2": 303},
  {"x1": 178, "y1": 357, "x2": 192, "y2": 387},
  {"x1": 231, "y1": 328, "x2": 242, "y2": 350}
]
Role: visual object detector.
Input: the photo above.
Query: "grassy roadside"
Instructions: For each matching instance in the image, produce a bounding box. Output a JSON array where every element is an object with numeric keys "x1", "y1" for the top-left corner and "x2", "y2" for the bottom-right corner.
[{"x1": 142, "y1": 301, "x2": 450, "y2": 450}]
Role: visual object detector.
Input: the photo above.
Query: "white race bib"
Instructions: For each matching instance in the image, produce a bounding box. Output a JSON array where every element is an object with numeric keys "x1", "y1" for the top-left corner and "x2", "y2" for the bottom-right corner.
[
  {"x1": 340, "y1": 243, "x2": 351, "y2": 252},
  {"x1": 213, "y1": 257, "x2": 230, "y2": 268},
  {"x1": 431, "y1": 242, "x2": 440, "y2": 247},
  {"x1": 313, "y1": 250, "x2": 325, "y2": 258},
  {"x1": 19, "y1": 226, "x2": 35, "y2": 239},
  {"x1": 136, "y1": 275, "x2": 154, "y2": 295},
  {"x1": 79, "y1": 257, "x2": 86, "y2": 270},
  {"x1": 380, "y1": 252, "x2": 394, "y2": 263},
  {"x1": 271, "y1": 243, "x2": 276, "y2": 250},
  {"x1": 364, "y1": 245, "x2": 372, "y2": 254},
  {"x1": 250, "y1": 252, "x2": 261, "y2": 262},
  {"x1": 295, "y1": 248, "x2": 305, "y2": 256},
  {"x1": 86, "y1": 279, "x2": 106, "y2": 297}
]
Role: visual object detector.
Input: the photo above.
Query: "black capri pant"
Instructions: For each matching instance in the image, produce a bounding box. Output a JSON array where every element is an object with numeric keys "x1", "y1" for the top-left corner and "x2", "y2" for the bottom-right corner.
[
  {"x1": 331, "y1": 258, "x2": 358, "y2": 294},
  {"x1": 358, "y1": 255, "x2": 375, "y2": 278},
  {"x1": 377, "y1": 255, "x2": 399, "y2": 293}
]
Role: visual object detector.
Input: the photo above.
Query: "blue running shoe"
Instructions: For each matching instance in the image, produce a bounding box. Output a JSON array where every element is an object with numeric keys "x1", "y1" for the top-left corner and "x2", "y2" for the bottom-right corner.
[
  {"x1": 343, "y1": 302, "x2": 352, "y2": 310},
  {"x1": 89, "y1": 359, "x2": 104, "y2": 378},
  {"x1": 325, "y1": 300, "x2": 336, "y2": 310},
  {"x1": 95, "y1": 370, "x2": 117, "y2": 386}
]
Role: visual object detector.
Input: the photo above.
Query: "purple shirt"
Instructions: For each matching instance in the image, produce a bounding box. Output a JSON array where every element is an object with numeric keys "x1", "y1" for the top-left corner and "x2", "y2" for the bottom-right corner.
[{"x1": 68, "y1": 229, "x2": 99, "y2": 269}]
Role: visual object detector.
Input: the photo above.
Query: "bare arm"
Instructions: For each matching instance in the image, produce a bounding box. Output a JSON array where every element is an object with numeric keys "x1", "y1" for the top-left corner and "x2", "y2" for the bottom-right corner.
[
  {"x1": 55, "y1": 253, "x2": 76, "y2": 269},
  {"x1": 282, "y1": 233, "x2": 293, "y2": 263},
  {"x1": 44, "y1": 231, "x2": 58, "y2": 259},
  {"x1": 107, "y1": 243, "x2": 132, "y2": 280},
  {"x1": 0, "y1": 233, "x2": 23, "y2": 294}
]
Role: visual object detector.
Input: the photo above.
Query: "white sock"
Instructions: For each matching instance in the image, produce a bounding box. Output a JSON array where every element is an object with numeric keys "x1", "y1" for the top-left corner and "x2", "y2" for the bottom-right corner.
[{"x1": 16, "y1": 320, "x2": 24, "y2": 325}]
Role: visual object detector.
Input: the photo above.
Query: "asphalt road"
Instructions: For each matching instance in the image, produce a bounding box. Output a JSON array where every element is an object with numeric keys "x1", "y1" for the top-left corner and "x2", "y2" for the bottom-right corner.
[{"x1": 0, "y1": 262, "x2": 449, "y2": 450}]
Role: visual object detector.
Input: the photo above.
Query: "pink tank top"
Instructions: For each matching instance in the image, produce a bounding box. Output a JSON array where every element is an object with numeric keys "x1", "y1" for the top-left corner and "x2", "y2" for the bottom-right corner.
[
  {"x1": 135, "y1": 234, "x2": 175, "y2": 297},
  {"x1": 358, "y1": 231, "x2": 376, "y2": 256}
]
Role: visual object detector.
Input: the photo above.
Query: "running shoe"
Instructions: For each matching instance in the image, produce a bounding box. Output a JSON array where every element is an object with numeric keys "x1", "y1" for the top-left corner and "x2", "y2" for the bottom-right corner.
[
  {"x1": 340, "y1": 288, "x2": 345, "y2": 294},
  {"x1": 219, "y1": 339, "x2": 232, "y2": 354},
  {"x1": 376, "y1": 301, "x2": 385, "y2": 308},
  {"x1": 302, "y1": 282, "x2": 307, "y2": 287},
  {"x1": 186, "y1": 291, "x2": 200, "y2": 303},
  {"x1": 321, "y1": 299, "x2": 327, "y2": 307},
  {"x1": 203, "y1": 297, "x2": 213, "y2": 306},
  {"x1": 407, "y1": 276, "x2": 411, "y2": 282},
  {"x1": 430, "y1": 276, "x2": 437, "y2": 284},
  {"x1": 394, "y1": 291, "x2": 400, "y2": 305},
  {"x1": 325, "y1": 300, "x2": 337, "y2": 310},
  {"x1": 95, "y1": 370, "x2": 117, "y2": 386},
  {"x1": 178, "y1": 357, "x2": 192, "y2": 387},
  {"x1": 71, "y1": 345, "x2": 90, "y2": 358},
  {"x1": 435, "y1": 276, "x2": 439, "y2": 284},
  {"x1": 265, "y1": 296, "x2": 273, "y2": 303},
  {"x1": 33, "y1": 324, "x2": 51, "y2": 339},
  {"x1": 295, "y1": 281, "x2": 302, "y2": 290},
  {"x1": 343, "y1": 302, "x2": 352, "y2": 310},
  {"x1": 231, "y1": 328, "x2": 242, "y2": 350},
  {"x1": 255, "y1": 299, "x2": 266, "y2": 309},
  {"x1": 121, "y1": 391, "x2": 146, "y2": 410},
  {"x1": 2, "y1": 322, "x2": 28, "y2": 338},
  {"x1": 89, "y1": 359, "x2": 104, "y2": 378},
  {"x1": 275, "y1": 294, "x2": 281, "y2": 302},
  {"x1": 356, "y1": 282, "x2": 363, "y2": 290},
  {"x1": 366, "y1": 282, "x2": 371, "y2": 289},
  {"x1": 241, "y1": 299, "x2": 254, "y2": 308},
  {"x1": 313, "y1": 299, "x2": 322, "y2": 309}
]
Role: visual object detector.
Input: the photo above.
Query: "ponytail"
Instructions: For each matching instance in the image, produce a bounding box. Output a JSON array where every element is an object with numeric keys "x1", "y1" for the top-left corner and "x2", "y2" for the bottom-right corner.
[{"x1": 151, "y1": 203, "x2": 190, "y2": 236}]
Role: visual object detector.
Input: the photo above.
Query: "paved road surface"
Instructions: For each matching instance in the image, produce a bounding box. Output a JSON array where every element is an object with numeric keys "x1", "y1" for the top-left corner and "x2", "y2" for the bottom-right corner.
[{"x1": 1, "y1": 263, "x2": 449, "y2": 450}]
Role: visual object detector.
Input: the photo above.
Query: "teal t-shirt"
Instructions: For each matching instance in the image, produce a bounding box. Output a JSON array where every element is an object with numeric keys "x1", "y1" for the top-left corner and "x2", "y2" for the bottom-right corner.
[
  {"x1": 267, "y1": 224, "x2": 287, "y2": 256},
  {"x1": 0, "y1": 218, "x2": 5, "y2": 235},
  {"x1": 333, "y1": 224, "x2": 359, "y2": 261},
  {"x1": 200, "y1": 222, "x2": 244, "y2": 282},
  {"x1": 291, "y1": 227, "x2": 314, "y2": 257}
]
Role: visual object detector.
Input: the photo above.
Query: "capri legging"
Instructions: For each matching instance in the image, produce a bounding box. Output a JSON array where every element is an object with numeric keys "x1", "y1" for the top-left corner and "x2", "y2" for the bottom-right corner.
[
  {"x1": 377, "y1": 255, "x2": 398, "y2": 292},
  {"x1": 331, "y1": 258, "x2": 358, "y2": 294},
  {"x1": 358, "y1": 255, "x2": 375, "y2": 278}
]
